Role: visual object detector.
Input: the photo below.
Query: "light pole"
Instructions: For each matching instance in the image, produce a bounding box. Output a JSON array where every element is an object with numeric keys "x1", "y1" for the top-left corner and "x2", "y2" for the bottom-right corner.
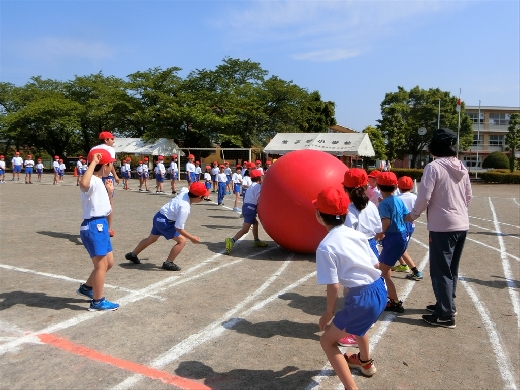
[
  {"x1": 476, "y1": 100, "x2": 481, "y2": 179},
  {"x1": 418, "y1": 127, "x2": 427, "y2": 168}
]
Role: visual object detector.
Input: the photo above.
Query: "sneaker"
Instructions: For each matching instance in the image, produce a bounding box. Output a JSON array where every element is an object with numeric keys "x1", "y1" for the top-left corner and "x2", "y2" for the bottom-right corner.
[
  {"x1": 125, "y1": 252, "x2": 140, "y2": 264},
  {"x1": 422, "y1": 314, "x2": 456, "y2": 329},
  {"x1": 88, "y1": 297, "x2": 119, "y2": 311},
  {"x1": 76, "y1": 284, "x2": 93, "y2": 299},
  {"x1": 109, "y1": 229, "x2": 115, "y2": 237},
  {"x1": 233, "y1": 207, "x2": 241, "y2": 212},
  {"x1": 391, "y1": 264, "x2": 410, "y2": 272},
  {"x1": 345, "y1": 352, "x2": 376, "y2": 376},
  {"x1": 426, "y1": 304, "x2": 457, "y2": 316},
  {"x1": 406, "y1": 271, "x2": 423, "y2": 280},
  {"x1": 162, "y1": 261, "x2": 181, "y2": 271},
  {"x1": 337, "y1": 335, "x2": 358, "y2": 348},
  {"x1": 252, "y1": 240, "x2": 268, "y2": 248},
  {"x1": 384, "y1": 299, "x2": 404, "y2": 313},
  {"x1": 225, "y1": 238, "x2": 234, "y2": 254}
]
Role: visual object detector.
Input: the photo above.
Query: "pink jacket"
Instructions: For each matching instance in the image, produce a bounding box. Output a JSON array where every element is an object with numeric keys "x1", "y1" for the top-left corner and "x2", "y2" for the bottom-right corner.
[{"x1": 410, "y1": 157, "x2": 472, "y2": 232}]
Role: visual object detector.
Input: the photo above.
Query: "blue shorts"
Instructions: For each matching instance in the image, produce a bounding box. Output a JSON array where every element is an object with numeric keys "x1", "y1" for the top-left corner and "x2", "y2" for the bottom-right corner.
[
  {"x1": 150, "y1": 212, "x2": 180, "y2": 240},
  {"x1": 332, "y1": 277, "x2": 387, "y2": 336},
  {"x1": 37, "y1": 169, "x2": 43, "y2": 175},
  {"x1": 211, "y1": 174, "x2": 217, "y2": 183},
  {"x1": 13, "y1": 166, "x2": 22, "y2": 173},
  {"x1": 171, "y1": 172, "x2": 178, "y2": 180},
  {"x1": 25, "y1": 167, "x2": 33, "y2": 174},
  {"x1": 226, "y1": 175, "x2": 231, "y2": 184},
  {"x1": 233, "y1": 183, "x2": 241, "y2": 194},
  {"x1": 80, "y1": 216, "x2": 112, "y2": 258},
  {"x1": 156, "y1": 174, "x2": 164, "y2": 183},
  {"x1": 189, "y1": 172, "x2": 196, "y2": 183},
  {"x1": 242, "y1": 203, "x2": 258, "y2": 224},
  {"x1": 205, "y1": 181, "x2": 211, "y2": 189},
  {"x1": 54, "y1": 168, "x2": 60, "y2": 174},
  {"x1": 101, "y1": 176, "x2": 115, "y2": 197},
  {"x1": 405, "y1": 222, "x2": 415, "y2": 241},
  {"x1": 59, "y1": 171, "x2": 64, "y2": 177},
  {"x1": 379, "y1": 231, "x2": 408, "y2": 267},
  {"x1": 368, "y1": 238, "x2": 379, "y2": 259},
  {"x1": 0, "y1": 169, "x2": 4, "y2": 175}
]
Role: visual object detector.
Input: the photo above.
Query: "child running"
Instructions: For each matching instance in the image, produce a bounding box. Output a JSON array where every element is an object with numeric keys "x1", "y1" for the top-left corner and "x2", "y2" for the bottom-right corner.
[
  {"x1": 124, "y1": 182, "x2": 208, "y2": 271},
  {"x1": 314, "y1": 187, "x2": 386, "y2": 387},
  {"x1": 393, "y1": 176, "x2": 423, "y2": 280},
  {"x1": 225, "y1": 169, "x2": 268, "y2": 254},
  {"x1": 377, "y1": 172, "x2": 410, "y2": 313},
  {"x1": 76, "y1": 148, "x2": 119, "y2": 311}
]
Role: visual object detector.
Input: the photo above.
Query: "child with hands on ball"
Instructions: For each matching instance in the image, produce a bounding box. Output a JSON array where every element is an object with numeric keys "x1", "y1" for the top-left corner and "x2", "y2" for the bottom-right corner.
[{"x1": 314, "y1": 187, "x2": 386, "y2": 389}]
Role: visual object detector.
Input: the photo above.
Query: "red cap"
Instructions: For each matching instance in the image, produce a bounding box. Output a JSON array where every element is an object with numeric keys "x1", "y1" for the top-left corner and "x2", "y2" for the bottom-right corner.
[
  {"x1": 266, "y1": 161, "x2": 272, "y2": 165},
  {"x1": 397, "y1": 176, "x2": 414, "y2": 190},
  {"x1": 99, "y1": 131, "x2": 114, "y2": 140},
  {"x1": 139, "y1": 160, "x2": 143, "y2": 164},
  {"x1": 82, "y1": 159, "x2": 87, "y2": 163},
  {"x1": 205, "y1": 165, "x2": 211, "y2": 170},
  {"x1": 58, "y1": 159, "x2": 63, "y2": 162},
  {"x1": 255, "y1": 160, "x2": 261, "y2": 164},
  {"x1": 79, "y1": 155, "x2": 83, "y2": 158},
  {"x1": 195, "y1": 161, "x2": 200, "y2": 165},
  {"x1": 189, "y1": 182, "x2": 209, "y2": 197},
  {"x1": 219, "y1": 164, "x2": 225, "y2": 168},
  {"x1": 144, "y1": 157, "x2": 149, "y2": 161},
  {"x1": 37, "y1": 158, "x2": 42, "y2": 161},
  {"x1": 247, "y1": 162, "x2": 256, "y2": 169},
  {"x1": 54, "y1": 155, "x2": 59, "y2": 159},
  {"x1": 158, "y1": 156, "x2": 164, "y2": 160},
  {"x1": 173, "y1": 154, "x2": 177, "y2": 158},
  {"x1": 250, "y1": 169, "x2": 263, "y2": 179},
  {"x1": 377, "y1": 172, "x2": 398, "y2": 186},
  {"x1": 188, "y1": 154, "x2": 195, "y2": 159},
  {"x1": 88, "y1": 148, "x2": 117, "y2": 164},
  {"x1": 342, "y1": 168, "x2": 368, "y2": 188},
  {"x1": 213, "y1": 161, "x2": 218, "y2": 164},
  {"x1": 368, "y1": 170, "x2": 381, "y2": 179},
  {"x1": 0, "y1": 155, "x2": 4, "y2": 158},
  {"x1": 235, "y1": 164, "x2": 242, "y2": 169},
  {"x1": 224, "y1": 161, "x2": 229, "y2": 165},
  {"x1": 15, "y1": 151, "x2": 20, "y2": 155},
  {"x1": 313, "y1": 187, "x2": 350, "y2": 216}
]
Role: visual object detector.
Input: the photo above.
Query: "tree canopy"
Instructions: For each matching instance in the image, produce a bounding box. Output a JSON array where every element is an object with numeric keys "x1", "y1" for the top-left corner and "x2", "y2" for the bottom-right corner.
[
  {"x1": 506, "y1": 112, "x2": 520, "y2": 172},
  {"x1": 0, "y1": 58, "x2": 336, "y2": 158}
]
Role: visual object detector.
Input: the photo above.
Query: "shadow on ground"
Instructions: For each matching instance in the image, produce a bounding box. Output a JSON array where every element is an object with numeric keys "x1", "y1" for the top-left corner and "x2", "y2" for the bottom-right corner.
[
  {"x1": 37, "y1": 231, "x2": 82, "y2": 245},
  {"x1": 0, "y1": 291, "x2": 86, "y2": 311}
]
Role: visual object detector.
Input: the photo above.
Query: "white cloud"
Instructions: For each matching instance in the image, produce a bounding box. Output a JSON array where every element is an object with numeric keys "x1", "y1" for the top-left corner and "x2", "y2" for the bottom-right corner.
[
  {"x1": 11, "y1": 36, "x2": 115, "y2": 62},
  {"x1": 220, "y1": 0, "x2": 468, "y2": 61}
]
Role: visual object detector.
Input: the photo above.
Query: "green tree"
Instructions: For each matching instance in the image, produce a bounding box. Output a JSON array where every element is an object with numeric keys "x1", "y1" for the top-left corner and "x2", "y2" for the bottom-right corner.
[
  {"x1": 363, "y1": 125, "x2": 387, "y2": 160},
  {"x1": 482, "y1": 151, "x2": 510, "y2": 169},
  {"x1": 505, "y1": 112, "x2": 520, "y2": 172},
  {"x1": 377, "y1": 86, "x2": 472, "y2": 167}
]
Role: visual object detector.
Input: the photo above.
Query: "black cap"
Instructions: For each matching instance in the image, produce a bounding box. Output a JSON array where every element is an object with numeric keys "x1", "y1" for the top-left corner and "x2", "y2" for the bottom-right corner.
[{"x1": 432, "y1": 128, "x2": 457, "y2": 145}]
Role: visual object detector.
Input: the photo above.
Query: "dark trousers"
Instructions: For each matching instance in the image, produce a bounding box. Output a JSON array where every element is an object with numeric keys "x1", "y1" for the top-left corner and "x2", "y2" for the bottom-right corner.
[{"x1": 429, "y1": 231, "x2": 467, "y2": 319}]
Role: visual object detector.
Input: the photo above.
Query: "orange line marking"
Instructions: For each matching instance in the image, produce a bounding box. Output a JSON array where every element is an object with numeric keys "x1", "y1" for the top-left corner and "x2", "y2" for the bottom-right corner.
[{"x1": 38, "y1": 333, "x2": 210, "y2": 390}]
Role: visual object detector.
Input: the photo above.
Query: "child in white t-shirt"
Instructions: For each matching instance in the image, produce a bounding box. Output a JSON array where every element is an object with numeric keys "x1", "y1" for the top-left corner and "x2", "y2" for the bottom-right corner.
[
  {"x1": 195, "y1": 161, "x2": 202, "y2": 182},
  {"x1": 216, "y1": 165, "x2": 227, "y2": 206},
  {"x1": 170, "y1": 155, "x2": 178, "y2": 194},
  {"x1": 210, "y1": 161, "x2": 219, "y2": 193},
  {"x1": 35, "y1": 158, "x2": 44, "y2": 182},
  {"x1": 142, "y1": 157, "x2": 150, "y2": 192},
  {"x1": 367, "y1": 170, "x2": 382, "y2": 206},
  {"x1": 58, "y1": 159, "x2": 66, "y2": 183},
  {"x1": 0, "y1": 155, "x2": 6, "y2": 183},
  {"x1": 314, "y1": 187, "x2": 386, "y2": 386},
  {"x1": 76, "y1": 148, "x2": 119, "y2": 311},
  {"x1": 203, "y1": 165, "x2": 212, "y2": 201},
  {"x1": 224, "y1": 161, "x2": 232, "y2": 194},
  {"x1": 24, "y1": 154, "x2": 35, "y2": 184},
  {"x1": 52, "y1": 156, "x2": 60, "y2": 185},
  {"x1": 231, "y1": 166, "x2": 243, "y2": 212}
]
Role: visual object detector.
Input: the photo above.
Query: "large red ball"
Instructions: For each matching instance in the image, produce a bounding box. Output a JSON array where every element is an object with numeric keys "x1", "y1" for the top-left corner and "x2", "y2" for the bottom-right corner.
[{"x1": 258, "y1": 150, "x2": 348, "y2": 254}]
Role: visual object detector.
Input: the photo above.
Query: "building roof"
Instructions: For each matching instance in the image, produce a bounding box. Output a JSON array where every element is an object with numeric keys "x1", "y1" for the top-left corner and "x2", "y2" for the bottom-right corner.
[
  {"x1": 114, "y1": 138, "x2": 185, "y2": 156},
  {"x1": 466, "y1": 106, "x2": 520, "y2": 111},
  {"x1": 329, "y1": 124, "x2": 357, "y2": 133},
  {"x1": 263, "y1": 132, "x2": 374, "y2": 156}
]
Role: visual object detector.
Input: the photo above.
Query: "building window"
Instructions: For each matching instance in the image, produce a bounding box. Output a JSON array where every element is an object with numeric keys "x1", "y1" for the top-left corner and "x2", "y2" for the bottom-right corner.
[
  {"x1": 489, "y1": 113, "x2": 510, "y2": 126},
  {"x1": 472, "y1": 134, "x2": 483, "y2": 145},
  {"x1": 468, "y1": 112, "x2": 484, "y2": 124},
  {"x1": 489, "y1": 135, "x2": 505, "y2": 146}
]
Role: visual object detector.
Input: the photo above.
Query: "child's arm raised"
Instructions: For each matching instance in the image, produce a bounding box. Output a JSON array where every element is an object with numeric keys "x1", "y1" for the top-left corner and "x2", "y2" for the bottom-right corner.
[
  {"x1": 79, "y1": 153, "x2": 101, "y2": 191},
  {"x1": 319, "y1": 283, "x2": 339, "y2": 331}
]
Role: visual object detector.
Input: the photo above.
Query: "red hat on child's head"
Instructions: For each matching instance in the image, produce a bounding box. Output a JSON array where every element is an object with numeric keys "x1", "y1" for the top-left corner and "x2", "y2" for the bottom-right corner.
[
  {"x1": 126, "y1": 157, "x2": 131, "y2": 161},
  {"x1": 247, "y1": 162, "x2": 256, "y2": 169},
  {"x1": 173, "y1": 154, "x2": 177, "y2": 158},
  {"x1": 205, "y1": 165, "x2": 211, "y2": 170},
  {"x1": 54, "y1": 155, "x2": 59, "y2": 159},
  {"x1": 139, "y1": 160, "x2": 143, "y2": 164},
  {"x1": 37, "y1": 158, "x2": 42, "y2": 161},
  {"x1": 342, "y1": 168, "x2": 368, "y2": 188},
  {"x1": 368, "y1": 170, "x2": 381, "y2": 179},
  {"x1": 188, "y1": 154, "x2": 195, "y2": 159},
  {"x1": 189, "y1": 182, "x2": 210, "y2": 197},
  {"x1": 266, "y1": 161, "x2": 272, "y2": 165},
  {"x1": 144, "y1": 157, "x2": 149, "y2": 161},
  {"x1": 213, "y1": 161, "x2": 218, "y2": 165},
  {"x1": 99, "y1": 131, "x2": 114, "y2": 140},
  {"x1": 88, "y1": 148, "x2": 116, "y2": 165},
  {"x1": 313, "y1": 187, "x2": 350, "y2": 216},
  {"x1": 58, "y1": 159, "x2": 63, "y2": 163},
  {"x1": 397, "y1": 176, "x2": 414, "y2": 190},
  {"x1": 255, "y1": 159, "x2": 261, "y2": 164},
  {"x1": 219, "y1": 164, "x2": 225, "y2": 168},
  {"x1": 224, "y1": 161, "x2": 229, "y2": 165},
  {"x1": 250, "y1": 169, "x2": 263, "y2": 179},
  {"x1": 235, "y1": 164, "x2": 242, "y2": 169},
  {"x1": 15, "y1": 151, "x2": 20, "y2": 155},
  {"x1": 158, "y1": 155, "x2": 164, "y2": 160},
  {"x1": 377, "y1": 172, "x2": 398, "y2": 186},
  {"x1": 79, "y1": 155, "x2": 83, "y2": 159},
  {"x1": 195, "y1": 161, "x2": 200, "y2": 165},
  {"x1": 0, "y1": 155, "x2": 4, "y2": 158}
]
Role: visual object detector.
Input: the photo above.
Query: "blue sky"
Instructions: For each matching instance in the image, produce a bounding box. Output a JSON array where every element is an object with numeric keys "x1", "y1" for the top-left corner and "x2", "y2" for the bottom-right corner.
[{"x1": 1, "y1": 0, "x2": 519, "y2": 131}]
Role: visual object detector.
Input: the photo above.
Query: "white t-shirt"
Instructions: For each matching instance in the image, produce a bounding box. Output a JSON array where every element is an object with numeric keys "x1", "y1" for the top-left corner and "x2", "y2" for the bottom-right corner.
[
  {"x1": 159, "y1": 188, "x2": 191, "y2": 230},
  {"x1": 24, "y1": 159, "x2": 34, "y2": 167},
  {"x1": 12, "y1": 156, "x2": 23, "y2": 166},
  {"x1": 232, "y1": 172, "x2": 242, "y2": 184},
  {"x1": 136, "y1": 164, "x2": 143, "y2": 174},
  {"x1": 171, "y1": 162, "x2": 178, "y2": 173},
  {"x1": 0, "y1": 160, "x2": 5, "y2": 170},
  {"x1": 76, "y1": 160, "x2": 83, "y2": 169},
  {"x1": 224, "y1": 167, "x2": 232, "y2": 175},
  {"x1": 256, "y1": 167, "x2": 264, "y2": 174},
  {"x1": 397, "y1": 191, "x2": 417, "y2": 213},
  {"x1": 59, "y1": 164, "x2": 66, "y2": 171},
  {"x1": 244, "y1": 182, "x2": 261, "y2": 205},
  {"x1": 204, "y1": 172, "x2": 211, "y2": 181},
  {"x1": 81, "y1": 176, "x2": 112, "y2": 219},
  {"x1": 316, "y1": 225, "x2": 381, "y2": 288},
  {"x1": 241, "y1": 176, "x2": 252, "y2": 189},
  {"x1": 90, "y1": 144, "x2": 116, "y2": 159},
  {"x1": 36, "y1": 163, "x2": 44, "y2": 170},
  {"x1": 157, "y1": 162, "x2": 166, "y2": 175},
  {"x1": 344, "y1": 201, "x2": 382, "y2": 240},
  {"x1": 367, "y1": 185, "x2": 381, "y2": 206},
  {"x1": 53, "y1": 160, "x2": 59, "y2": 169},
  {"x1": 186, "y1": 162, "x2": 195, "y2": 173},
  {"x1": 195, "y1": 166, "x2": 202, "y2": 175},
  {"x1": 121, "y1": 164, "x2": 127, "y2": 173},
  {"x1": 217, "y1": 172, "x2": 227, "y2": 183},
  {"x1": 210, "y1": 166, "x2": 219, "y2": 176}
]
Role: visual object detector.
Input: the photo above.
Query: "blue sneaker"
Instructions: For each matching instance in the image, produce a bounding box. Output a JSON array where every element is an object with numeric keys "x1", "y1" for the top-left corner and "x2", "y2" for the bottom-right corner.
[
  {"x1": 406, "y1": 270, "x2": 423, "y2": 280},
  {"x1": 76, "y1": 284, "x2": 93, "y2": 299},
  {"x1": 88, "y1": 297, "x2": 119, "y2": 311}
]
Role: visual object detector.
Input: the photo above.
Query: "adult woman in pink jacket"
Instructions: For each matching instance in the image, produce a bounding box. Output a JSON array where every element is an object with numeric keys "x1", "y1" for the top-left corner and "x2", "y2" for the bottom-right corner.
[{"x1": 406, "y1": 128, "x2": 472, "y2": 329}]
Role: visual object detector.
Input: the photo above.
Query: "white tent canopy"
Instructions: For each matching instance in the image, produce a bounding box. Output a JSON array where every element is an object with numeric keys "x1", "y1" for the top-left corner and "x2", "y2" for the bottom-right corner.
[
  {"x1": 263, "y1": 132, "x2": 375, "y2": 157},
  {"x1": 114, "y1": 138, "x2": 185, "y2": 156}
]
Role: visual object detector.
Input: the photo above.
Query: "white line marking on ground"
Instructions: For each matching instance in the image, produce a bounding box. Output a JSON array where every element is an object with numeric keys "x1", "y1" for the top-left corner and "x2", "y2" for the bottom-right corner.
[
  {"x1": 307, "y1": 250, "x2": 430, "y2": 390},
  {"x1": 488, "y1": 198, "x2": 520, "y2": 328},
  {"x1": 469, "y1": 224, "x2": 520, "y2": 240},
  {"x1": 469, "y1": 215, "x2": 520, "y2": 229},
  {"x1": 0, "y1": 246, "x2": 276, "y2": 357},
  {"x1": 0, "y1": 264, "x2": 165, "y2": 300},
  {"x1": 460, "y1": 277, "x2": 518, "y2": 390},
  {"x1": 113, "y1": 256, "x2": 318, "y2": 390},
  {"x1": 513, "y1": 199, "x2": 520, "y2": 207}
]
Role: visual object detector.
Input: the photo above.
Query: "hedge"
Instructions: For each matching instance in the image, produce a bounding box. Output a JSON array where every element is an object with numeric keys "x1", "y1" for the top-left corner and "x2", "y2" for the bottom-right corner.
[
  {"x1": 482, "y1": 152, "x2": 509, "y2": 169},
  {"x1": 478, "y1": 171, "x2": 520, "y2": 184}
]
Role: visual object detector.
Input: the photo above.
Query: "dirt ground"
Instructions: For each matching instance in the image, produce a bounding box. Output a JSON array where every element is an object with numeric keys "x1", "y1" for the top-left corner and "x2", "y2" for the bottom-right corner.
[{"x1": 0, "y1": 175, "x2": 519, "y2": 390}]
